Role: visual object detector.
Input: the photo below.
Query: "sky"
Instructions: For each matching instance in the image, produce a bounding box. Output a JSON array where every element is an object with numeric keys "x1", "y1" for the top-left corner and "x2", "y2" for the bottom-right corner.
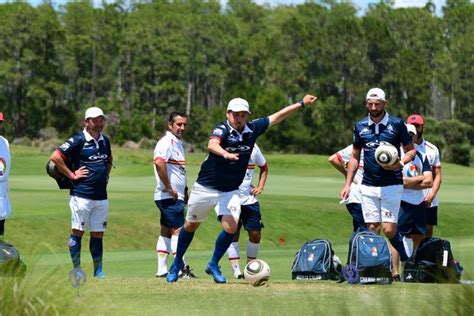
[{"x1": 0, "y1": 0, "x2": 448, "y2": 15}]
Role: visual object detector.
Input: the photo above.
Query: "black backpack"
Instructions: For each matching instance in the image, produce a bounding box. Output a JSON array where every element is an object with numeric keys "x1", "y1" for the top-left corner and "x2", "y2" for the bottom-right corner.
[
  {"x1": 342, "y1": 229, "x2": 393, "y2": 284},
  {"x1": 403, "y1": 237, "x2": 460, "y2": 284},
  {"x1": 291, "y1": 239, "x2": 341, "y2": 281}
]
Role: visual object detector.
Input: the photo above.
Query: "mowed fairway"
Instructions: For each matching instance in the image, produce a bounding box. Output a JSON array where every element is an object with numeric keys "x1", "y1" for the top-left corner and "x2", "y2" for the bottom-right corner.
[{"x1": 2, "y1": 146, "x2": 474, "y2": 315}]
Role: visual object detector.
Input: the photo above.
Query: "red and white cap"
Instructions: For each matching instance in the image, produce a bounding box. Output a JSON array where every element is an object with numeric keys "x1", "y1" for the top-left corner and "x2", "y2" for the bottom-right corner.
[{"x1": 407, "y1": 114, "x2": 424, "y2": 125}]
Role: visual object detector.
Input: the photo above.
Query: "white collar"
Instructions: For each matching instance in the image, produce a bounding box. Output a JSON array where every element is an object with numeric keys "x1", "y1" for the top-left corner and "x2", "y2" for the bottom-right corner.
[
  {"x1": 83, "y1": 128, "x2": 104, "y2": 142},
  {"x1": 368, "y1": 112, "x2": 389, "y2": 126},
  {"x1": 226, "y1": 120, "x2": 252, "y2": 135},
  {"x1": 166, "y1": 131, "x2": 182, "y2": 143}
]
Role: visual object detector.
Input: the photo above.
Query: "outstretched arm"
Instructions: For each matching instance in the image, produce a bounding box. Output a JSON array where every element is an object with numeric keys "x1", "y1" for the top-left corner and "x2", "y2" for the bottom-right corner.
[{"x1": 268, "y1": 94, "x2": 317, "y2": 128}]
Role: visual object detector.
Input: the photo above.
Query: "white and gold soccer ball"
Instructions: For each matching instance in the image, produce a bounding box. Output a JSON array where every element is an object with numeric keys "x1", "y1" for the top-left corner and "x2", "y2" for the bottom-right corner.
[
  {"x1": 375, "y1": 143, "x2": 399, "y2": 166},
  {"x1": 244, "y1": 259, "x2": 271, "y2": 287}
]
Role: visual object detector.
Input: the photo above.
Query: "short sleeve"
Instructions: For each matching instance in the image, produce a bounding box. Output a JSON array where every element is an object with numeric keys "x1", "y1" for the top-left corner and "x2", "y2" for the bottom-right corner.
[
  {"x1": 154, "y1": 138, "x2": 171, "y2": 161},
  {"x1": 253, "y1": 144, "x2": 267, "y2": 167},
  {"x1": 353, "y1": 125, "x2": 363, "y2": 148},
  {"x1": 57, "y1": 134, "x2": 83, "y2": 158}
]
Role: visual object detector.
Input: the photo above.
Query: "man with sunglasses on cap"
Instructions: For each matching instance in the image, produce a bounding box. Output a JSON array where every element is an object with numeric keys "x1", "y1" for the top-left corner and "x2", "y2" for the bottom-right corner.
[
  {"x1": 341, "y1": 88, "x2": 417, "y2": 263},
  {"x1": 407, "y1": 114, "x2": 442, "y2": 238},
  {"x1": 50, "y1": 107, "x2": 113, "y2": 279},
  {"x1": 391, "y1": 123, "x2": 433, "y2": 280},
  {"x1": 167, "y1": 94, "x2": 317, "y2": 283},
  {"x1": 0, "y1": 112, "x2": 12, "y2": 239}
]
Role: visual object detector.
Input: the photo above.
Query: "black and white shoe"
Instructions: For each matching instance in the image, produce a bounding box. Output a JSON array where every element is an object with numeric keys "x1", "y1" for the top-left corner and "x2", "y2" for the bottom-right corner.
[
  {"x1": 180, "y1": 265, "x2": 197, "y2": 279},
  {"x1": 155, "y1": 272, "x2": 168, "y2": 278}
]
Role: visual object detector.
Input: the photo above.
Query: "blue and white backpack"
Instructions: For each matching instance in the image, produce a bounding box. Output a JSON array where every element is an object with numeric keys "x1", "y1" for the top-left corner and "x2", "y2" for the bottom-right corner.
[
  {"x1": 343, "y1": 229, "x2": 392, "y2": 284},
  {"x1": 291, "y1": 239, "x2": 341, "y2": 281}
]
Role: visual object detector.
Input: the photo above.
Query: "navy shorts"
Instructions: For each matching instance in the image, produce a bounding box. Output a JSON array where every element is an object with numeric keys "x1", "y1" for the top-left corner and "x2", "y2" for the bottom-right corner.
[
  {"x1": 346, "y1": 203, "x2": 367, "y2": 232},
  {"x1": 155, "y1": 199, "x2": 185, "y2": 229},
  {"x1": 425, "y1": 206, "x2": 438, "y2": 226},
  {"x1": 398, "y1": 200, "x2": 426, "y2": 236},
  {"x1": 239, "y1": 202, "x2": 264, "y2": 231}
]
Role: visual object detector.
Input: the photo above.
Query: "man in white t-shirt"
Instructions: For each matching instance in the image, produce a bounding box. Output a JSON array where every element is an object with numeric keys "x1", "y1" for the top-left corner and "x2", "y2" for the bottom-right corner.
[
  {"x1": 329, "y1": 145, "x2": 366, "y2": 232},
  {"x1": 153, "y1": 111, "x2": 194, "y2": 278},
  {"x1": 0, "y1": 112, "x2": 12, "y2": 238},
  {"x1": 226, "y1": 144, "x2": 268, "y2": 279},
  {"x1": 407, "y1": 114, "x2": 442, "y2": 237}
]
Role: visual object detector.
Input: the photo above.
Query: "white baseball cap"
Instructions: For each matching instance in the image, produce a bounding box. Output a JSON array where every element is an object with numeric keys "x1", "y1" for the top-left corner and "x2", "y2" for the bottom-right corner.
[
  {"x1": 406, "y1": 123, "x2": 417, "y2": 135},
  {"x1": 85, "y1": 107, "x2": 106, "y2": 119},
  {"x1": 227, "y1": 98, "x2": 251, "y2": 114},
  {"x1": 366, "y1": 88, "x2": 386, "y2": 102}
]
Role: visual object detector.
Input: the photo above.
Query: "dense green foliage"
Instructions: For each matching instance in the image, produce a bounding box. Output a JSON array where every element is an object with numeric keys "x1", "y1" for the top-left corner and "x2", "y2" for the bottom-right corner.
[{"x1": 0, "y1": 0, "x2": 472, "y2": 163}]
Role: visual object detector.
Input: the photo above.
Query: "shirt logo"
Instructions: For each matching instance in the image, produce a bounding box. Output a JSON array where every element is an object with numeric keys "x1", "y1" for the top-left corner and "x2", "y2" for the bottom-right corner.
[
  {"x1": 0, "y1": 158, "x2": 6, "y2": 176},
  {"x1": 89, "y1": 154, "x2": 108, "y2": 161},
  {"x1": 225, "y1": 145, "x2": 251, "y2": 153},
  {"x1": 60, "y1": 142, "x2": 71, "y2": 151},
  {"x1": 212, "y1": 128, "x2": 224, "y2": 136},
  {"x1": 359, "y1": 127, "x2": 371, "y2": 136}
]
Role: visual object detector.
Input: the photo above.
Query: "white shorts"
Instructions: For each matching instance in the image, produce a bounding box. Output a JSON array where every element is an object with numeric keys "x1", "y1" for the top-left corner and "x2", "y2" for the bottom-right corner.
[
  {"x1": 186, "y1": 182, "x2": 241, "y2": 223},
  {"x1": 69, "y1": 196, "x2": 109, "y2": 232},
  {"x1": 360, "y1": 184, "x2": 403, "y2": 224}
]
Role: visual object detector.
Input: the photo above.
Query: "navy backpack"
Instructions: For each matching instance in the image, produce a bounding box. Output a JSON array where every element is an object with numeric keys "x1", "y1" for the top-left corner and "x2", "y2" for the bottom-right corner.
[
  {"x1": 291, "y1": 239, "x2": 341, "y2": 281},
  {"x1": 342, "y1": 229, "x2": 392, "y2": 284}
]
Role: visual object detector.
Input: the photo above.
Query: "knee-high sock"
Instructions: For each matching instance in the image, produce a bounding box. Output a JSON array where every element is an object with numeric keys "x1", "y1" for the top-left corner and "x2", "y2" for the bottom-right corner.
[
  {"x1": 157, "y1": 236, "x2": 171, "y2": 275},
  {"x1": 174, "y1": 227, "x2": 194, "y2": 268},
  {"x1": 389, "y1": 232, "x2": 408, "y2": 262},
  {"x1": 227, "y1": 241, "x2": 241, "y2": 276},
  {"x1": 210, "y1": 230, "x2": 234, "y2": 265},
  {"x1": 171, "y1": 234, "x2": 188, "y2": 266},
  {"x1": 68, "y1": 234, "x2": 82, "y2": 268},
  {"x1": 246, "y1": 241, "x2": 260, "y2": 261},
  {"x1": 89, "y1": 237, "x2": 103, "y2": 275}
]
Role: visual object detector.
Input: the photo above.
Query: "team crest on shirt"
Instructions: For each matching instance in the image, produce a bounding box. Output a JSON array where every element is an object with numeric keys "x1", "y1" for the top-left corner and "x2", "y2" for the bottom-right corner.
[
  {"x1": 0, "y1": 158, "x2": 5, "y2": 176},
  {"x1": 60, "y1": 142, "x2": 71, "y2": 151},
  {"x1": 359, "y1": 127, "x2": 371, "y2": 136},
  {"x1": 212, "y1": 128, "x2": 224, "y2": 136}
]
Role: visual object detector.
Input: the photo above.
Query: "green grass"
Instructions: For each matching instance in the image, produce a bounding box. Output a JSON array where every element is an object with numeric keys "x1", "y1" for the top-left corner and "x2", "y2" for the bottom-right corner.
[{"x1": 1, "y1": 145, "x2": 473, "y2": 315}]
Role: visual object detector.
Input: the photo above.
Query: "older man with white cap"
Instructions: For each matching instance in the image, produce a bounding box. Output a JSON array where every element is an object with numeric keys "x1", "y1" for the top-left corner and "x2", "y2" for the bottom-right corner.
[
  {"x1": 340, "y1": 88, "x2": 417, "y2": 266},
  {"x1": 49, "y1": 106, "x2": 113, "y2": 280},
  {"x1": 0, "y1": 112, "x2": 12, "y2": 238},
  {"x1": 167, "y1": 93, "x2": 317, "y2": 283}
]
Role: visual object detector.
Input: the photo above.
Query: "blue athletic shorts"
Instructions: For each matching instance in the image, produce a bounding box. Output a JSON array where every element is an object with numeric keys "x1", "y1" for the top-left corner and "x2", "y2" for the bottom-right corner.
[
  {"x1": 346, "y1": 203, "x2": 367, "y2": 232},
  {"x1": 425, "y1": 206, "x2": 438, "y2": 226},
  {"x1": 398, "y1": 200, "x2": 427, "y2": 236},
  {"x1": 155, "y1": 199, "x2": 185, "y2": 229},
  {"x1": 239, "y1": 202, "x2": 264, "y2": 231}
]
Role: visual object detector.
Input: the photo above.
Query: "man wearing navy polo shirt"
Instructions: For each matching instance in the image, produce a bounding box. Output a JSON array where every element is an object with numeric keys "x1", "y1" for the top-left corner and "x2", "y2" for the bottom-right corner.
[
  {"x1": 340, "y1": 88, "x2": 416, "y2": 262},
  {"x1": 50, "y1": 107, "x2": 113, "y2": 279},
  {"x1": 167, "y1": 94, "x2": 318, "y2": 283}
]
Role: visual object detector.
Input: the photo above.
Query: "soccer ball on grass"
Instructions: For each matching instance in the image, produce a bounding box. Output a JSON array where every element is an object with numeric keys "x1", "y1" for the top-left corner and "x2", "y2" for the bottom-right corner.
[
  {"x1": 244, "y1": 259, "x2": 271, "y2": 287},
  {"x1": 374, "y1": 143, "x2": 399, "y2": 166}
]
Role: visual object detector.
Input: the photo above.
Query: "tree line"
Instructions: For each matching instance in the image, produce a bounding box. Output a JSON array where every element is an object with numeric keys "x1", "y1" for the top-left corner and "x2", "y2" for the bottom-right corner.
[{"x1": 0, "y1": 0, "x2": 472, "y2": 164}]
